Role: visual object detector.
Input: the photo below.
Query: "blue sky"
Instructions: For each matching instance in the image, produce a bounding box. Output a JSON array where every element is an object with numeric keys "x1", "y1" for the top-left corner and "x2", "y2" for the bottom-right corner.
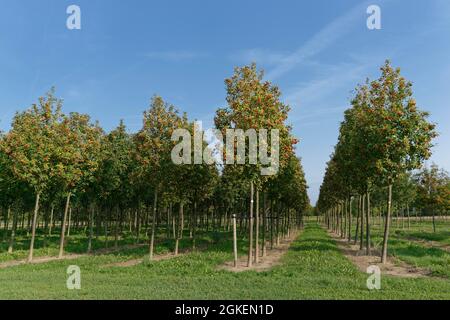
[{"x1": 0, "y1": 0, "x2": 449, "y2": 204}]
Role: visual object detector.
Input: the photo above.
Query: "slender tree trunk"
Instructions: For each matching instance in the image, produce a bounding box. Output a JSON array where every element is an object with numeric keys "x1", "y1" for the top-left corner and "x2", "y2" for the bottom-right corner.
[
  {"x1": 354, "y1": 196, "x2": 360, "y2": 244},
  {"x1": 247, "y1": 181, "x2": 254, "y2": 267},
  {"x1": 58, "y1": 192, "x2": 71, "y2": 259},
  {"x1": 255, "y1": 189, "x2": 260, "y2": 263},
  {"x1": 87, "y1": 205, "x2": 94, "y2": 253},
  {"x1": 432, "y1": 208, "x2": 436, "y2": 233},
  {"x1": 27, "y1": 192, "x2": 41, "y2": 263},
  {"x1": 8, "y1": 207, "x2": 17, "y2": 254},
  {"x1": 175, "y1": 203, "x2": 184, "y2": 256},
  {"x1": 262, "y1": 192, "x2": 267, "y2": 257},
  {"x1": 114, "y1": 207, "x2": 120, "y2": 249},
  {"x1": 381, "y1": 184, "x2": 393, "y2": 264},
  {"x1": 366, "y1": 192, "x2": 371, "y2": 255},
  {"x1": 270, "y1": 201, "x2": 274, "y2": 249},
  {"x1": 360, "y1": 194, "x2": 365, "y2": 251},
  {"x1": 67, "y1": 206, "x2": 72, "y2": 237},
  {"x1": 149, "y1": 189, "x2": 158, "y2": 260},
  {"x1": 48, "y1": 205, "x2": 54, "y2": 236},
  {"x1": 407, "y1": 204, "x2": 411, "y2": 230},
  {"x1": 135, "y1": 205, "x2": 141, "y2": 244},
  {"x1": 233, "y1": 213, "x2": 237, "y2": 268},
  {"x1": 2, "y1": 207, "x2": 9, "y2": 242},
  {"x1": 348, "y1": 197, "x2": 352, "y2": 242},
  {"x1": 192, "y1": 202, "x2": 197, "y2": 250}
]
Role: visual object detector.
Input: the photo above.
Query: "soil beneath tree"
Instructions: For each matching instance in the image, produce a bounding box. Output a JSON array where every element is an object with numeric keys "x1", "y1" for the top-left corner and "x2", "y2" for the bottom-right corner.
[
  {"x1": 102, "y1": 243, "x2": 210, "y2": 268},
  {"x1": 217, "y1": 230, "x2": 300, "y2": 272},
  {"x1": 399, "y1": 235, "x2": 450, "y2": 253},
  {"x1": 329, "y1": 231, "x2": 431, "y2": 278},
  {"x1": 0, "y1": 243, "x2": 146, "y2": 269}
]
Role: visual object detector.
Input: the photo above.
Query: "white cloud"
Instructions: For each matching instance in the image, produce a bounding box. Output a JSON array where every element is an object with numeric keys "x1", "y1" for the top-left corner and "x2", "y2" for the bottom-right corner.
[{"x1": 266, "y1": 1, "x2": 375, "y2": 80}]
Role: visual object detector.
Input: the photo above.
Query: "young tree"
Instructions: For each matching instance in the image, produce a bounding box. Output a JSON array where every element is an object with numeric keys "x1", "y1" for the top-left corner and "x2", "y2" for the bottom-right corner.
[
  {"x1": 57, "y1": 112, "x2": 103, "y2": 258},
  {"x1": 216, "y1": 63, "x2": 298, "y2": 266},
  {"x1": 1, "y1": 89, "x2": 64, "y2": 262},
  {"x1": 135, "y1": 95, "x2": 186, "y2": 260}
]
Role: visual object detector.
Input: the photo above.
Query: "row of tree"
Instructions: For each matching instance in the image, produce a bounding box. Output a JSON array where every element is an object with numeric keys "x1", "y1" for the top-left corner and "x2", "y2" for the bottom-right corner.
[
  {"x1": 317, "y1": 61, "x2": 439, "y2": 263},
  {"x1": 0, "y1": 64, "x2": 309, "y2": 266}
]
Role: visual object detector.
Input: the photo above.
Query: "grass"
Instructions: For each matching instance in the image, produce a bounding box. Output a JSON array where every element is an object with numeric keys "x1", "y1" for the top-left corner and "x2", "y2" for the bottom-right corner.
[
  {"x1": 0, "y1": 223, "x2": 449, "y2": 299},
  {"x1": 336, "y1": 217, "x2": 450, "y2": 278}
]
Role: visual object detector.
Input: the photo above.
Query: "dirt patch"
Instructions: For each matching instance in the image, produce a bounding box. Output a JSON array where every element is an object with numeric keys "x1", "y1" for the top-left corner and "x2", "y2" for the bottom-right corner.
[
  {"x1": 401, "y1": 236, "x2": 450, "y2": 253},
  {"x1": 102, "y1": 251, "x2": 180, "y2": 268},
  {"x1": 329, "y1": 232, "x2": 430, "y2": 278},
  {"x1": 102, "y1": 244, "x2": 210, "y2": 268},
  {"x1": 0, "y1": 243, "x2": 146, "y2": 269},
  {"x1": 218, "y1": 231, "x2": 300, "y2": 273}
]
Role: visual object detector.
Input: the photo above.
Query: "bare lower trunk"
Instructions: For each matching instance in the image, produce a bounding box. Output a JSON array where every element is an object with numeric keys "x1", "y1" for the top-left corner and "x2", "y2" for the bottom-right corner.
[
  {"x1": 247, "y1": 181, "x2": 254, "y2": 267},
  {"x1": 407, "y1": 204, "x2": 411, "y2": 230},
  {"x1": 432, "y1": 210, "x2": 436, "y2": 233},
  {"x1": 381, "y1": 184, "x2": 393, "y2": 264},
  {"x1": 354, "y1": 196, "x2": 360, "y2": 244},
  {"x1": 27, "y1": 192, "x2": 41, "y2": 263},
  {"x1": 58, "y1": 192, "x2": 71, "y2": 259},
  {"x1": 87, "y1": 205, "x2": 94, "y2": 253},
  {"x1": 233, "y1": 214, "x2": 237, "y2": 268},
  {"x1": 262, "y1": 192, "x2": 267, "y2": 257},
  {"x1": 48, "y1": 205, "x2": 54, "y2": 236},
  {"x1": 175, "y1": 203, "x2": 184, "y2": 256},
  {"x1": 348, "y1": 198, "x2": 352, "y2": 242},
  {"x1": 255, "y1": 190, "x2": 259, "y2": 264},
  {"x1": 149, "y1": 189, "x2": 158, "y2": 260},
  {"x1": 360, "y1": 194, "x2": 365, "y2": 251},
  {"x1": 366, "y1": 192, "x2": 371, "y2": 255},
  {"x1": 67, "y1": 207, "x2": 72, "y2": 237},
  {"x1": 8, "y1": 207, "x2": 17, "y2": 254}
]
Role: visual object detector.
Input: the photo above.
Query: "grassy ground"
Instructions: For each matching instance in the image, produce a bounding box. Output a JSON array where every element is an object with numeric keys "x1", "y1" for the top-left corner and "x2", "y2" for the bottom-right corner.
[
  {"x1": 351, "y1": 218, "x2": 450, "y2": 278},
  {"x1": 0, "y1": 223, "x2": 449, "y2": 299}
]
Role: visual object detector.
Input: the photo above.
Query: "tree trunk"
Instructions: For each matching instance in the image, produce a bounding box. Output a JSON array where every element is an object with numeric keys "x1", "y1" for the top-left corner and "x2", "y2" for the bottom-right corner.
[
  {"x1": 2, "y1": 207, "x2": 9, "y2": 242},
  {"x1": 58, "y1": 192, "x2": 71, "y2": 259},
  {"x1": 48, "y1": 205, "x2": 54, "y2": 236},
  {"x1": 360, "y1": 194, "x2": 365, "y2": 251},
  {"x1": 262, "y1": 192, "x2": 267, "y2": 257},
  {"x1": 381, "y1": 184, "x2": 393, "y2": 264},
  {"x1": 348, "y1": 197, "x2": 352, "y2": 242},
  {"x1": 432, "y1": 208, "x2": 436, "y2": 233},
  {"x1": 192, "y1": 202, "x2": 197, "y2": 250},
  {"x1": 67, "y1": 206, "x2": 72, "y2": 237},
  {"x1": 175, "y1": 203, "x2": 184, "y2": 256},
  {"x1": 149, "y1": 189, "x2": 158, "y2": 260},
  {"x1": 27, "y1": 192, "x2": 41, "y2": 262},
  {"x1": 247, "y1": 181, "x2": 254, "y2": 267},
  {"x1": 114, "y1": 207, "x2": 120, "y2": 249},
  {"x1": 87, "y1": 205, "x2": 94, "y2": 253},
  {"x1": 255, "y1": 189, "x2": 260, "y2": 264},
  {"x1": 407, "y1": 204, "x2": 411, "y2": 230},
  {"x1": 8, "y1": 207, "x2": 17, "y2": 254},
  {"x1": 233, "y1": 213, "x2": 238, "y2": 268},
  {"x1": 354, "y1": 195, "x2": 360, "y2": 244},
  {"x1": 366, "y1": 192, "x2": 371, "y2": 255}
]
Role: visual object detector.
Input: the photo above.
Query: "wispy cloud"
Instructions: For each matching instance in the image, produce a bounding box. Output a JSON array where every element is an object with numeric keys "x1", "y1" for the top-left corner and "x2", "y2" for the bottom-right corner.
[
  {"x1": 143, "y1": 51, "x2": 208, "y2": 62},
  {"x1": 285, "y1": 62, "x2": 368, "y2": 110},
  {"x1": 266, "y1": 1, "x2": 374, "y2": 80}
]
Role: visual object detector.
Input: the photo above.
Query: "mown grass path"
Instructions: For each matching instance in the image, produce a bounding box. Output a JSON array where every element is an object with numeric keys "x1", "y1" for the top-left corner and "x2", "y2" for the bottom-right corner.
[{"x1": 0, "y1": 224, "x2": 449, "y2": 299}]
